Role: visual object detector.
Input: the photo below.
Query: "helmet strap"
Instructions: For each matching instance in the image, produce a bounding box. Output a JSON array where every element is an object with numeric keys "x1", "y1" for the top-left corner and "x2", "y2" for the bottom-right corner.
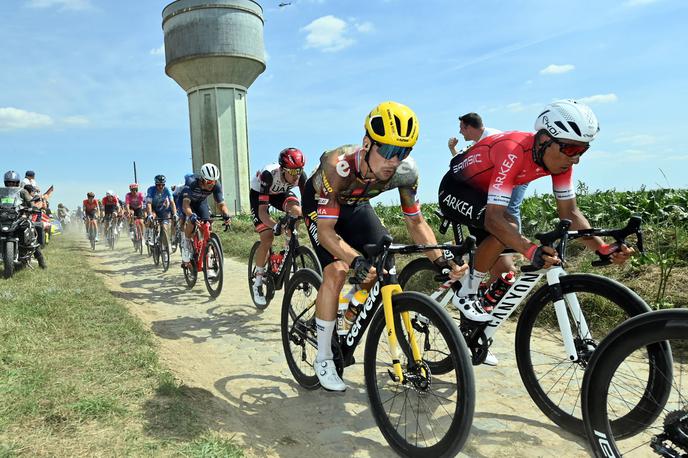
[
  {"x1": 360, "y1": 142, "x2": 382, "y2": 182},
  {"x1": 532, "y1": 130, "x2": 552, "y2": 172}
]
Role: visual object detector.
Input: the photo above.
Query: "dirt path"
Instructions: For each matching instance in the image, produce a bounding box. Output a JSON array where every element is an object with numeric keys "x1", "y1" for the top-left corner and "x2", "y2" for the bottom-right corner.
[{"x1": 84, "y1": 237, "x2": 590, "y2": 457}]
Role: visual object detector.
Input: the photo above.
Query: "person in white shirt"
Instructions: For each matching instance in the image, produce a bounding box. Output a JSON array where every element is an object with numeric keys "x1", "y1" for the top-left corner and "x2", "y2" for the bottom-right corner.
[
  {"x1": 21, "y1": 170, "x2": 37, "y2": 188},
  {"x1": 448, "y1": 112, "x2": 501, "y2": 156}
]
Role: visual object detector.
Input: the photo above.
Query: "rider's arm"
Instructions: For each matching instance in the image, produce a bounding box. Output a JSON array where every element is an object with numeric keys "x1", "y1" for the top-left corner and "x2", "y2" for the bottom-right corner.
[
  {"x1": 258, "y1": 204, "x2": 276, "y2": 228},
  {"x1": 211, "y1": 183, "x2": 231, "y2": 220},
  {"x1": 484, "y1": 204, "x2": 533, "y2": 255},
  {"x1": 182, "y1": 198, "x2": 193, "y2": 217},
  {"x1": 555, "y1": 198, "x2": 604, "y2": 251},
  {"x1": 318, "y1": 217, "x2": 360, "y2": 266}
]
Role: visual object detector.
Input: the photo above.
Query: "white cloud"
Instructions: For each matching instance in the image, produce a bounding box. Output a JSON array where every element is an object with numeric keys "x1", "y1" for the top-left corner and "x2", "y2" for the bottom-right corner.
[
  {"x1": 354, "y1": 21, "x2": 374, "y2": 33},
  {"x1": 540, "y1": 64, "x2": 575, "y2": 75},
  {"x1": 26, "y1": 0, "x2": 92, "y2": 11},
  {"x1": 302, "y1": 15, "x2": 355, "y2": 52},
  {"x1": 150, "y1": 44, "x2": 165, "y2": 56},
  {"x1": 613, "y1": 134, "x2": 656, "y2": 146},
  {"x1": 62, "y1": 115, "x2": 90, "y2": 126},
  {"x1": 577, "y1": 93, "x2": 618, "y2": 104},
  {"x1": 0, "y1": 107, "x2": 54, "y2": 130}
]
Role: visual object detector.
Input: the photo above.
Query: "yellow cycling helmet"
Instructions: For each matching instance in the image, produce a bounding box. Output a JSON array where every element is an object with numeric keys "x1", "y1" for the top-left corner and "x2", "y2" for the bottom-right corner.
[{"x1": 365, "y1": 101, "x2": 419, "y2": 148}]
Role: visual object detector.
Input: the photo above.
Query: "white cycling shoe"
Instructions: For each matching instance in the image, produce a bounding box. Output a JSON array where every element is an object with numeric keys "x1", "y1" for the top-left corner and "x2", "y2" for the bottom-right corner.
[
  {"x1": 314, "y1": 359, "x2": 346, "y2": 392},
  {"x1": 483, "y1": 350, "x2": 498, "y2": 366},
  {"x1": 451, "y1": 294, "x2": 492, "y2": 322},
  {"x1": 251, "y1": 281, "x2": 266, "y2": 306}
]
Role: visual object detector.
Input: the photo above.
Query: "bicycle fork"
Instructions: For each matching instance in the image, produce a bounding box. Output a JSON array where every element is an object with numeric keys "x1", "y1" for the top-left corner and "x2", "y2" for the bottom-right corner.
[
  {"x1": 381, "y1": 284, "x2": 424, "y2": 383},
  {"x1": 546, "y1": 269, "x2": 592, "y2": 362}
]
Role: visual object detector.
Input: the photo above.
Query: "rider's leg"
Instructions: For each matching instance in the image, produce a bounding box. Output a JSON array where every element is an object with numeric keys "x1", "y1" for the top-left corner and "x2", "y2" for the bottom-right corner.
[
  {"x1": 180, "y1": 218, "x2": 195, "y2": 264},
  {"x1": 255, "y1": 229, "x2": 274, "y2": 284},
  {"x1": 315, "y1": 260, "x2": 348, "y2": 391}
]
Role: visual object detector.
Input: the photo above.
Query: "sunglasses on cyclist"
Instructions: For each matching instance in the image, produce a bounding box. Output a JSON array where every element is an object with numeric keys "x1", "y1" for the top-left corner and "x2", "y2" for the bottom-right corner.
[
  {"x1": 372, "y1": 141, "x2": 413, "y2": 161},
  {"x1": 201, "y1": 179, "x2": 216, "y2": 187},
  {"x1": 551, "y1": 137, "x2": 590, "y2": 157},
  {"x1": 282, "y1": 167, "x2": 303, "y2": 177}
]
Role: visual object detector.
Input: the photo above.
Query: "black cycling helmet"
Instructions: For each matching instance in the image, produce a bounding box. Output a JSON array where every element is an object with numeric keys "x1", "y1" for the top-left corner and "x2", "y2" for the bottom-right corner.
[
  {"x1": 3, "y1": 170, "x2": 20, "y2": 187},
  {"x1": 25, "y1": 170, "x2": 35, "y2": 178},
  {"x1": 155, "y1": 174, "x2": 166, "y2": 184}
]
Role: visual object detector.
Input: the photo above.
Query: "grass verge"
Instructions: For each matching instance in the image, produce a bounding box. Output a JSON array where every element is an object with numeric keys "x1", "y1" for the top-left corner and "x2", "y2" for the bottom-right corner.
[{"x1": 0, "y1": 236, "x2": 243, "y2": 457}]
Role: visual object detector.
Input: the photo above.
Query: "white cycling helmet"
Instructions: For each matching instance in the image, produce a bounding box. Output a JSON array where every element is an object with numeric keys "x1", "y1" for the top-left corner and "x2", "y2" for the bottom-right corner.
[
  {"x1": 200, "y1": 163, "x2": 220, "y2": 181},
  {"x1": 534, "y1": 99, "x2": 600, "y2": 142},
  {"x1": 106, "y1": 190, "x2": 113, "y2": 196}
]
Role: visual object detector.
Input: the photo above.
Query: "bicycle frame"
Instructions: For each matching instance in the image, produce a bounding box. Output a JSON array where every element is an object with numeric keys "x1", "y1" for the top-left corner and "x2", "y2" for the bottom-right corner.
[
  {"x1": 191, "y1": 221, "x2": 212, "y2": 272},
  {"x1": 267, "y1": 219, "x2": 303, "y2": 290}
]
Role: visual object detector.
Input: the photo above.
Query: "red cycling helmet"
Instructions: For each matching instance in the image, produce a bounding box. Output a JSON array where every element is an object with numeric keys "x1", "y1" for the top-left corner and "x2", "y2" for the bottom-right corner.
[
  {"x1": 129, "y1": 183, "x2": 139, "y2": 190},
  {"x1": 278, "y1": 148, "x2": 305, "y2": 169}
]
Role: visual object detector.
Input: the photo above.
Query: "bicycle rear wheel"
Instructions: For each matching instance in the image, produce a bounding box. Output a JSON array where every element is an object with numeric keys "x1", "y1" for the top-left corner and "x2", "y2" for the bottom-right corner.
[
  {"x1": 364, "y1": 291, "x2": 474, "y2": 457},
  {"x1": 281, "y1": 268, "x2": 321, "y2": 389},
  {"x1": 248, "y1": 241, "x2": 273, "y2": 309},
  {"x1": 203, "y1": 234, "x2": 224, "y2": 298},
  {"x1": 515, "y1": 273, "x2": 662, "y2": 436},
  {"x1": 583, "y1": 309, "x2": 684, "y2": 458},
  {"x1": 286, "y1": 245, "x2": 321, "y2": 285}
]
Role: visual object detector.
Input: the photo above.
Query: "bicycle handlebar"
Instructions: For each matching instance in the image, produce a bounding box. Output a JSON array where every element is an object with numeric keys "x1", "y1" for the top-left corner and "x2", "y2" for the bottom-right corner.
[{"x1": 523, "y1": 215, "x2": 644, "y2": 271}]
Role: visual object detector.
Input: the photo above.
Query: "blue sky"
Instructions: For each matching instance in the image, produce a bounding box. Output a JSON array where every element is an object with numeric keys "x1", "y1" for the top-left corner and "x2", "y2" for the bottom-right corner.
[{"x1": 1, "y1": 0, "x2": 686, "y2": 209}]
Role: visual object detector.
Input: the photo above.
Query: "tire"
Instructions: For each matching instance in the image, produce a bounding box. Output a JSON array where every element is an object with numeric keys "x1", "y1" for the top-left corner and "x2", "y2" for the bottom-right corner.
[
  {"x1": 587, "y1": 321, "x2": 680, "y2": 451},
  {"x1": 515, "y1": 273, "x2": 655, "y2": 437},
  {"x1": 287, "y1": 245, "x2": 322, "y2": 285},
  {"x1": 34, "y1": 248, "x2": 47, "y2": 269},
  {"x1": 183, "y1": 255, "x2": 197, "y2": 288},
  {"x1": 248, "y1": 241, "x2": 272, "y2": 310},
  {"x1": 152, "y1": 231, "x2": 160, "y2": 266},
  {"x1": 398, "y1": 257, "x2": 446, "y2": 296},
  {"x1": 364, "y1": 291, "x2": 475, "y2": 457},
  {"x1": 160, "y1": 229, "x2": 170, "y2": 272},
  {"x1": 281, "y1": 268, "x2": 321, "y2": 390},
  {"x1": 582, "y1": 309, "x2": 682, "y2": 458},
  {"x1": 3, "y1": 241, "x2": 15, "y2": 279},
  {"x1": 203, "y1": 235, "x2": 224, "y2": 298},
  {"x1": 89, "y1": 226, "x2": 96, "y2": 251}
]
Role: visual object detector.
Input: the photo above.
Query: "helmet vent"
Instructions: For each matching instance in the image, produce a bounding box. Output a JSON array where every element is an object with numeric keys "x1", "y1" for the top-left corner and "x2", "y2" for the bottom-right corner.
[
  {"x1": 568, "y1": 122, "x2": 581, "y2": 137},
  {"x1": 393, "y1": 115, "x2": 402, "y2": 136},
  {"x1": 555, "y1": 121, "x2": 569, "y2": 133},
  {"x1": 406, "y1": 118, "x2": 414, "y2": 136},
  {"x1": 370, "y1": 116, "x2": 385, "y2": 136}
]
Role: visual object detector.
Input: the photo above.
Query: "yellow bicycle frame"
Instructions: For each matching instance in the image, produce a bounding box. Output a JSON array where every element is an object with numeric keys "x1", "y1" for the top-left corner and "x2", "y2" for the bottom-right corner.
[{"x1": 381, "y1": 284, "x2": 424, "y2": 383}]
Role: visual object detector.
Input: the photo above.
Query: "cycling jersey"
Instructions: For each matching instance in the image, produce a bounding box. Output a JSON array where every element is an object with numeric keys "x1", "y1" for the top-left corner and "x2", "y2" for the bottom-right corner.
[
  {"x1": 146, "y1": 185, "x2": 174, "y2": 214},
  {"x1": 249, "y1": 163, "x2": 305, "y2": 232},
  {"x1": 83, "y1": 198, "x2": 99, "y2": 213},
  {"x1": 101, "y1": 195, "x2": 119, "y2": 214},
  {"x1": 310, "y1": 145, "x2": 421, "y2": 220},
  {"x1": 447, "y1": 131, "x2": 573, "y2": 207},
  {"x1": 125, "y1": 192, "x2": 145, "y2": 209},
  {"x1": 177, "y1": 176, "x2": 224, "y2": 221}
]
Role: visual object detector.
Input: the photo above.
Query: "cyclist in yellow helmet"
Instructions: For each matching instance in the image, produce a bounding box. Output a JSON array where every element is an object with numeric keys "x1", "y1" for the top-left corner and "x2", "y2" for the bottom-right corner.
[{"x1": 300, "y1": 101, "x2": 467, "y2": 391}]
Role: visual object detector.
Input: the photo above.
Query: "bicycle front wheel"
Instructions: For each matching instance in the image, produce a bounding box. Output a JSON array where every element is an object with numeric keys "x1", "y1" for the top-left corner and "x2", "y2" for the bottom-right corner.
[
  {"x1": 364, "y1": 291, "x2": 475, "y2": 457},
  {"x1": 287, "y1": 245, "x2": 321, "y2": 284},
  {"x1": 160, "y1": 229, "x2": 170, "y2": 272},
  {"x1": 515, "y1": 273, "x2": 657, "y2": 436},
  {"x1": 583, "y1": 309, "x2": 682, "y2": 458},
  {"x1": 281, "y1": 268, "x2": 321, "y2": 389},
  {"x1": 203, "y1": 234, "x2": 224, "y2": 298}
]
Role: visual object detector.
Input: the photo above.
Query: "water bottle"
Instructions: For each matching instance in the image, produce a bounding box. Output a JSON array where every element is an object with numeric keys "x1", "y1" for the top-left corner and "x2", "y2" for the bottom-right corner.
[
  {"x1": 336, "y1": 294, "x2": 350, "y2": 336},
  {"x1": 270, "y1": 251, "x2": 284, "y2": 273},
  {"x1": 343, "y1": 289, "x2": 369, "y2": 330},
  {"x1": 482, "y1": 271, "x2": 515, "y2": 311}
]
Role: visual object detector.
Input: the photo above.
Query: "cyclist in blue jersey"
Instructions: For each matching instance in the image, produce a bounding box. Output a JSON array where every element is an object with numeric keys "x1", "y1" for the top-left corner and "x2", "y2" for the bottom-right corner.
[
  {"x1": 177, "y1": 163, "x2": 231, "y2": 266},
  {"x1": 145, "y1": 174, "x2": 177, "y2": 247}
]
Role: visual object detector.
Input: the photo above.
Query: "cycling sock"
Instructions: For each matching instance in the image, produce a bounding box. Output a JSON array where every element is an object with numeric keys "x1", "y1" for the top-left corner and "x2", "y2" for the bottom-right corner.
[
  {"x1": 456, "y1": 270, "x2": 487, "y2": 296},
  {"x1": 315, "y1": 318, "x2": 335, "y2": 362},
  {"x1": 254, "y1": 267, "x2": 265, "y2": 286}
]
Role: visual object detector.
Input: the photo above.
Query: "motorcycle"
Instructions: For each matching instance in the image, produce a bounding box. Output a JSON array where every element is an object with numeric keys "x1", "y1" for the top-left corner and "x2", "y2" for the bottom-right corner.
[{"x1": 0, "y1": 187, "x2": 47, "y2": 279}]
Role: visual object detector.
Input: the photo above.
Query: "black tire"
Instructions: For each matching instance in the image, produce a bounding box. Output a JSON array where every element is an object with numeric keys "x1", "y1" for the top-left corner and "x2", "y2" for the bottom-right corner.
[
  {"x1": 3, "y1": 241, "x2": 15, "y2": 279},
  {"x1": 248, "y1": 241, "x2": 272, "y2": 310},
  {"x1": 398, "y1": 257, "x2": 447, "y2": 296},
  {"x1": 287, "y1": 245, "x2": 322, "y2": 284},
  {"x1": 583, "y1": 309, "x2": 682, "y2": 458},
  {"x1": 515, "y1": 273, "x2": 654, "y2": 437},
  {"x1": 160, "y1": 229, "x2": 170, "y2": 272},
  {"x1": 364, "y1": 291, "x2": 475, "y2": 457},
  {"x1": 203, "y1": 234, "x2": 224, "y2": 298},
  {"x1": 281, "y1": 268, "x2": 321, "y2": 390},
  {"x1": 183, "y1": 256, "x2": 197, "y2": 288},
  {"x1": 34, "y1": 248, "x2": 47, "y2": 269},
  {"x1": 152, "y1": 230, "x2": 160, "y2": 266}
]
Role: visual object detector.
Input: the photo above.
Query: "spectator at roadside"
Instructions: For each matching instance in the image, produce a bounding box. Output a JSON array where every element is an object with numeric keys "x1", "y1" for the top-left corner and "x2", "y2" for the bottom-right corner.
[
  {"x1": 448, "y1": 112, "x2": 501, "y2": 157},
  {"x1": 22, "y1": 170, "x2": 37, "y2": 188}
]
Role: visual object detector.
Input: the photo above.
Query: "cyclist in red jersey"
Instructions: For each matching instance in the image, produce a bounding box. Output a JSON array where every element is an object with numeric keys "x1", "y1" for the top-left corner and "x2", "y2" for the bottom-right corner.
[
  {"x1": 82, "y1": 191, "x2": 100, "y2": 240},
  {"x1": 438, "y1": 99, "x2": 633, "y2": 325},
  {"x1": 301, "y1": 101, "x2": 466, "y2": 391},
  {"x1": 101, "y1": 190, "x2": 120, "y2": 237}
]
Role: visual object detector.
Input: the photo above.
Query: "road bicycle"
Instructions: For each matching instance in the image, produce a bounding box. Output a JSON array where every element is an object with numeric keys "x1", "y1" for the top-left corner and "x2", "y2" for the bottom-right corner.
[
  {"x1": 282, "y1": 235, "x2": 475, "y2": 457},
  {"x1": 582, "y1": 308, "x2": 685, "y2": 457},
  {"x1": 247, "y1": 214, "x2": 321, "y2": 309},
  {"x1": 150, "y1": 217, "x2": 172, "y2": 272},
  {"x1": 182, "y1": 215, "x2": 228, "y2": 298},
  {"x1": 398, "y1": 216, "x2": 662, "y2": 437},
  {"x1": 85, "y1": 216, "x2": 97, "y2": 251},
  {"x1": 129, "y1": 214, "x2": 144, "y2": 255},
  {"x1": 104, "y1": 214, "x2": 116, "y2": 250}
]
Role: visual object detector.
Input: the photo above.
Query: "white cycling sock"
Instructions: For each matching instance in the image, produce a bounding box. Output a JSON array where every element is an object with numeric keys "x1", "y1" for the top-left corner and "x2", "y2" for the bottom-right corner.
[
  {"x1": 181, "y1": 237, "x2": 192, "y2": 262},
  {"x1": 456, "y1": 270, "x2": 487, "y2": 296},
  {"x1": 254, "y1": 266, "x2": 265, "y2": 286},
  {"x1": 315, "y1": 318, "x2": 335, "y2": 362}
]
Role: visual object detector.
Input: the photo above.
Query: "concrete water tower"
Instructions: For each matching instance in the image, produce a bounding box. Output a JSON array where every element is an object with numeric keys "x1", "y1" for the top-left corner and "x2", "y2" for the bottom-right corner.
[{"x1": 162, "y1": 0, "x2": 266, "y2": 214}]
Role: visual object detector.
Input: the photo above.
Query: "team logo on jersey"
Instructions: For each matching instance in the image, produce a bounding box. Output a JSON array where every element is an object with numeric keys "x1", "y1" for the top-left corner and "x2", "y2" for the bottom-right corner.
[
  {"x1": 321, "y1": 172, "x2": 333, "y2": 193},
  {"x1": 335, "y1": 159, "x2": 350, "y2": 177},
  {"x1": 318, "y1": 197, "x2": 329, "y2": 205}
]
